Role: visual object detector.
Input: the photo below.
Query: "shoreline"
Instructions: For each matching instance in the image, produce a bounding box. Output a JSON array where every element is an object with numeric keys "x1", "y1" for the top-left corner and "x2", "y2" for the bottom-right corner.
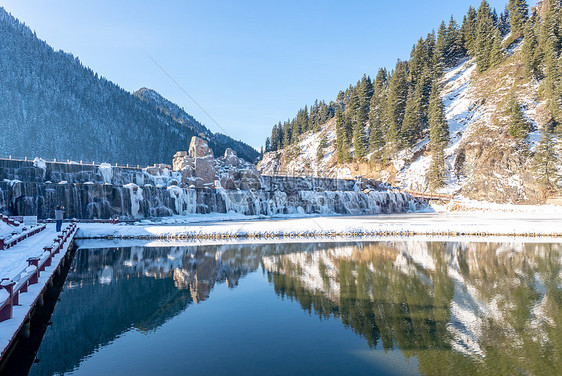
[{"x1": 75, "y1": 212, "x2": 562, "y2": 241}]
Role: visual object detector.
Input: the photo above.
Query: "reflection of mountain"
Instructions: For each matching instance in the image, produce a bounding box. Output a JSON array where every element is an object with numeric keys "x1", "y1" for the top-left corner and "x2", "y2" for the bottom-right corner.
[
  {"x1": 31, "y1": 241, "x2": 562, "y2": 376},
  {"x1": 262, "y1": 241, "x2": 562, "y2": 375}
]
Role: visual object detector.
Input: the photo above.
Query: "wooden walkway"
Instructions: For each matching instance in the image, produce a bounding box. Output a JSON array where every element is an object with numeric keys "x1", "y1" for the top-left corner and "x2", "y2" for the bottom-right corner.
[{"x1": 0, "y1": 223, "x2": 77, "y2": 363}]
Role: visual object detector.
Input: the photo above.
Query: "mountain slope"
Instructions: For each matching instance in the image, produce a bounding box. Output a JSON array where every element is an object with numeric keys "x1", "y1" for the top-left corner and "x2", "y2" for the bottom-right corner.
[
  {"x1": 259, "y1": 43, "x2": 558, "y2": 203},
  {"x1": 259, "y1": 1, "x2": 562, "y2": 204},
  {"x1": 134, "y1": 88, "x2": 258, "y2": 162},
  {"x1": 134, "y1": 88, "x2": 212, "y2": 139},
  {"x1": 0, "y1": 8, "x2": 257, "y2": 165}
]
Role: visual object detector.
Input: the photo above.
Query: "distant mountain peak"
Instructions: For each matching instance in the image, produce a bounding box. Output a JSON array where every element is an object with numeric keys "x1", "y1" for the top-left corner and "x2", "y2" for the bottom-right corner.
[
  {"x1": 134, "y1": 87, "x2": 211, "y2": 138},
  {"x1": 0, "y1": 8, "x2": 258, "y2": 164}
]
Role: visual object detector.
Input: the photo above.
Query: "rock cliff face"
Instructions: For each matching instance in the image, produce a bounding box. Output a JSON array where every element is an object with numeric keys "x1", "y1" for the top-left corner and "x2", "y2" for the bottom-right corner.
[{"x1": 0, "y1": 138, "x2": 421, "y2": 220}]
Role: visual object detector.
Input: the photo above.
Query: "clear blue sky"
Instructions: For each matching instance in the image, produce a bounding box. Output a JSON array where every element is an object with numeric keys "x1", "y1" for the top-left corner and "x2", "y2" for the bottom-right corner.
[{"x1": 1, "y1": 0, "x2": 510, "y2": 149}]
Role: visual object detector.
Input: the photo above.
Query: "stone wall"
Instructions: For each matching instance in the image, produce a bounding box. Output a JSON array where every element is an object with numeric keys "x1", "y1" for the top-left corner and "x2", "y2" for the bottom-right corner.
[{"x1": 0, "y1": 144, "x2": 421, "y2": 220}]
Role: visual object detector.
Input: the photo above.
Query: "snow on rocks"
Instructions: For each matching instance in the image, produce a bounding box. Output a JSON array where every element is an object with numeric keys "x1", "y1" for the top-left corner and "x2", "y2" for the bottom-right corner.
[
  {"x1": 32, "y1": 157, "x2": 46, "y2": 170},
  {"x1": 0, "y1": 222, "x2": 15, "y2": 239},
  {"x1": 259, "y1": 118, "x2": 339, "y2": 177},
  {"x1": 124, "y1": 183, "x2": 143, "y2": 219},
  {"x1": 98, "y1": 163, "x2": 113, "y2": 184}
]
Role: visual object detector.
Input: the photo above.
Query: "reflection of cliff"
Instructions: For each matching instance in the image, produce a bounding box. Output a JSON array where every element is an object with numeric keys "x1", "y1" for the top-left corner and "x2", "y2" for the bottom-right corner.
[
  {"x1": 33, "y1": 242, "x2": 344, "y2": 376},
  {"x1": 32, "y1": 245, "x2": 260, "y2": 376},
  {"x1": 34, "y1": 263, "x2": 192, "y2": 376},
  {"x1": 263, "y1": 241, "x2": 562, "y2": 375}
]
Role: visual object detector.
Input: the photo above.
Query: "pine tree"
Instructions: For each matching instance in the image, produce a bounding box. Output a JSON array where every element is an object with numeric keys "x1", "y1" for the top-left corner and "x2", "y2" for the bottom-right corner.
[
  {"x1": 302, "y1": 106, "x2": 310, "y2": 132},
  {"x1": 508, "y1": 0, "x2": 529, "y2": 38},
  {"x1": 347, "y1": 87, "x2": 360, "y2": 117},
  {"x1": 539, "y1": 29, "x2": 562, "y2": 124},
  {"x1": 532, "y1": 130, "x2": 561, "y2": 190},
  {"x1": 475, "y1": 1, "x2": 495, "y2": 72},
  {"x1": 538, "y1": 1, "x2": 561, "y2": 59},
  {"x1": 428, "y1": 82, "x2": 449, "y2": 189},
  {"x1": 336, "y1": 108, "x2": 350, "y2": 163},
  {"x1": 425, "y1": 32, "x2": 437, "y2": 76},
  {"x1": 417, "y1": 68, "x2": 433, "y2": 130},
  {"x1": 498, "y1": 5, "x2": 511, "y2": 36},
  {"x1": 291, "y1": 117, "x2": 300, "y2": 144},
  {"x1": 436, "y1": 20, "x2": 448, "y2": 66},
  {"x1": 316, "y1": 134, "x2": 328, "y2": 162},
  {"x1": 386, "y1": 61, "x2": 409, "y2": 152},
  {"x1": 522, "y1": 19, "x2": 541, "y2": 77},
  {"x1": 368, "y1": 114, "x2": 385, "y2": 154},
  {"x1": 461, "y1": 6, "x2": 478, "y2": 55},
  {"x1": 432, "y1": 44, "x2": 445, "y2": 78},
  {"x1": 400, "y1": 86, "x2": 420, "y2": 147},
  {"x1": 358, "y1": 75, "x2": 373, "y2": 120},
  {"x1": 269, "y1": 124, "x2": 278, "y2": 151},
  {"x1": 353, "y1": 116, "x2": 368, "y2": 160},
  {"x1": 428, "y1": 83, "x2": 449, "y2": 146},
  {"x1": 343, "y1": 112, "x2": 353, "y2": 143},
  {"x1": 428, "y1": 147, "x2": 447, "y2": 190},
  {"x1": 310, "y1": 101, "x2": 320, "y2": 133},
  {"x1": 507, "y1": 98, "x2": 532, "y2": 139},
  {"x1": 409, "y1": 38, "x2": 426, "y2": 84},
  {"x1": 446, "y1": 16, "x2": 466, "y2": 66},
  {"x1": 368, "y1": 70, "x2": 388, "y2": 155},
  {"x1": 490, "y1": 27, "x2": 504, "y2": 67},
  {"x1": 283, "y1": 121, "x2": 292, "y2": 147}
]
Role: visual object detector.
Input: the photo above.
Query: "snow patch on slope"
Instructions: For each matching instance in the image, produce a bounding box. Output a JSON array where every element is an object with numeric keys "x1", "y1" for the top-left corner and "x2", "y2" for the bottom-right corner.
[{"x1": 401, "y1": 60, "x2": 478, "y2": 194}]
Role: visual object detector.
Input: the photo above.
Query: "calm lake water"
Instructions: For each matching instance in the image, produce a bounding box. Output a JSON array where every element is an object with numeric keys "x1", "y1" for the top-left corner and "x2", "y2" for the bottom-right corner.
[{"x1": 28, "y1": 240, "x2": 562, "y2": 376}]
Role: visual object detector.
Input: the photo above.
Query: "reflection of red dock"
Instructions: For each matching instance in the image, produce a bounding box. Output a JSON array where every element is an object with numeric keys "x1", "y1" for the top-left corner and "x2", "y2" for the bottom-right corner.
[
  {"x1": 403, "y1": 189, "x2": 454, "y2": 201},
  {"x1": 0, "y1": 223, "x2": 78, "y2": 364}
]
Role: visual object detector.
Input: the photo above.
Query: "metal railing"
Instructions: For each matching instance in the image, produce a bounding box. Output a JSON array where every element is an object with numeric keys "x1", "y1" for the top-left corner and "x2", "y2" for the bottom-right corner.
[
  {"x1": 0, "y1": 155, "x2": 161, "y2": 170},
  {"x1": 41, "y1": 219, "x2": 120, "y2": 224},
  {"x1": 261, "y1": 169, "x2": 357, "y2": 180},
  {"x1": 403, "y1": 189, "x2": 454, "y2": 201}
]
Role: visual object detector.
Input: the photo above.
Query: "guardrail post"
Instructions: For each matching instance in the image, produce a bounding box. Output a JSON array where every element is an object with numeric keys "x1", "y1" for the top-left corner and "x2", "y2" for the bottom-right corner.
[
  {"x1": 27, "y1": 257, "x2": 40, "y2": 284},
  {"x1": 0, "y1": 279, "x2": 15, "y2": 321},
  {"x1": 43, "y1": 246, "x2": 53, "y2": 267}
]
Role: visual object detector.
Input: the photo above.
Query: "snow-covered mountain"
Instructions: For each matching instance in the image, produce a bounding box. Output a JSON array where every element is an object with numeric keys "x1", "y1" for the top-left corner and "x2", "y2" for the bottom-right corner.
[
  {"x1": 259, "y1": 41, "x2": 558, "y2": 203},
  {"x1": 0, "y1": 8, "x2": 258, "y2": 165}
]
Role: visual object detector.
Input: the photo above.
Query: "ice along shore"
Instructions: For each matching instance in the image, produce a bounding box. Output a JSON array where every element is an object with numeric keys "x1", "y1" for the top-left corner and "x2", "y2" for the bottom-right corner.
[{"x1": 75, "y1": 212, "x2": 562, "y2": 240}]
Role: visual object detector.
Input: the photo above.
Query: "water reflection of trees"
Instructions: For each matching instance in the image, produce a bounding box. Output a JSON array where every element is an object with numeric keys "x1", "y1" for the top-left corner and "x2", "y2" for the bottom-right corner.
[
  {"x1": 263, "y1": 241, "x2": 562, "y2": 375},
  {"x1": 33, "y1": 242, "x2": 352, "y2": 376},
  {"x1": 31, "y1": 241, "x2": 562, "y2": 376}
]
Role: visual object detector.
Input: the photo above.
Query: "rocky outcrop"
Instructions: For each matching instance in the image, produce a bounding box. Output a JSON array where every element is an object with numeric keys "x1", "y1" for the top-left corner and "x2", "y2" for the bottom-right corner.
[{"x1": 173, "y1": 138, "x2": 262, "y2": 190}]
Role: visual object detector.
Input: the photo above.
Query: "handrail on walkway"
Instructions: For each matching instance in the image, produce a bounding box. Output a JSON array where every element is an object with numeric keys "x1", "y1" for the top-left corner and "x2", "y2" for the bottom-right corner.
[
  {"x1": 0, "y1": 225, "x2": 46, "y2": 251},
  {"x1": 0, "y1": 155, "x2": 164, "y2": 171},
  {"x1": 0, "y1": 223, "x2": 78, "y2": 322},
  {"x1": 403, "y1": 189, "x2": 454, "y2": 201}
]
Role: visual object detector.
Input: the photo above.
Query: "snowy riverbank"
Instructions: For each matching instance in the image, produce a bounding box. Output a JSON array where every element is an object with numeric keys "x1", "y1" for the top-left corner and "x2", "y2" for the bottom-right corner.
[
  {"x1": 432, "y1": 200, "x2": 562, "y2": 214},
  {"x1": 75, "y1": 211, "x2": 562, "y2": 239}
]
